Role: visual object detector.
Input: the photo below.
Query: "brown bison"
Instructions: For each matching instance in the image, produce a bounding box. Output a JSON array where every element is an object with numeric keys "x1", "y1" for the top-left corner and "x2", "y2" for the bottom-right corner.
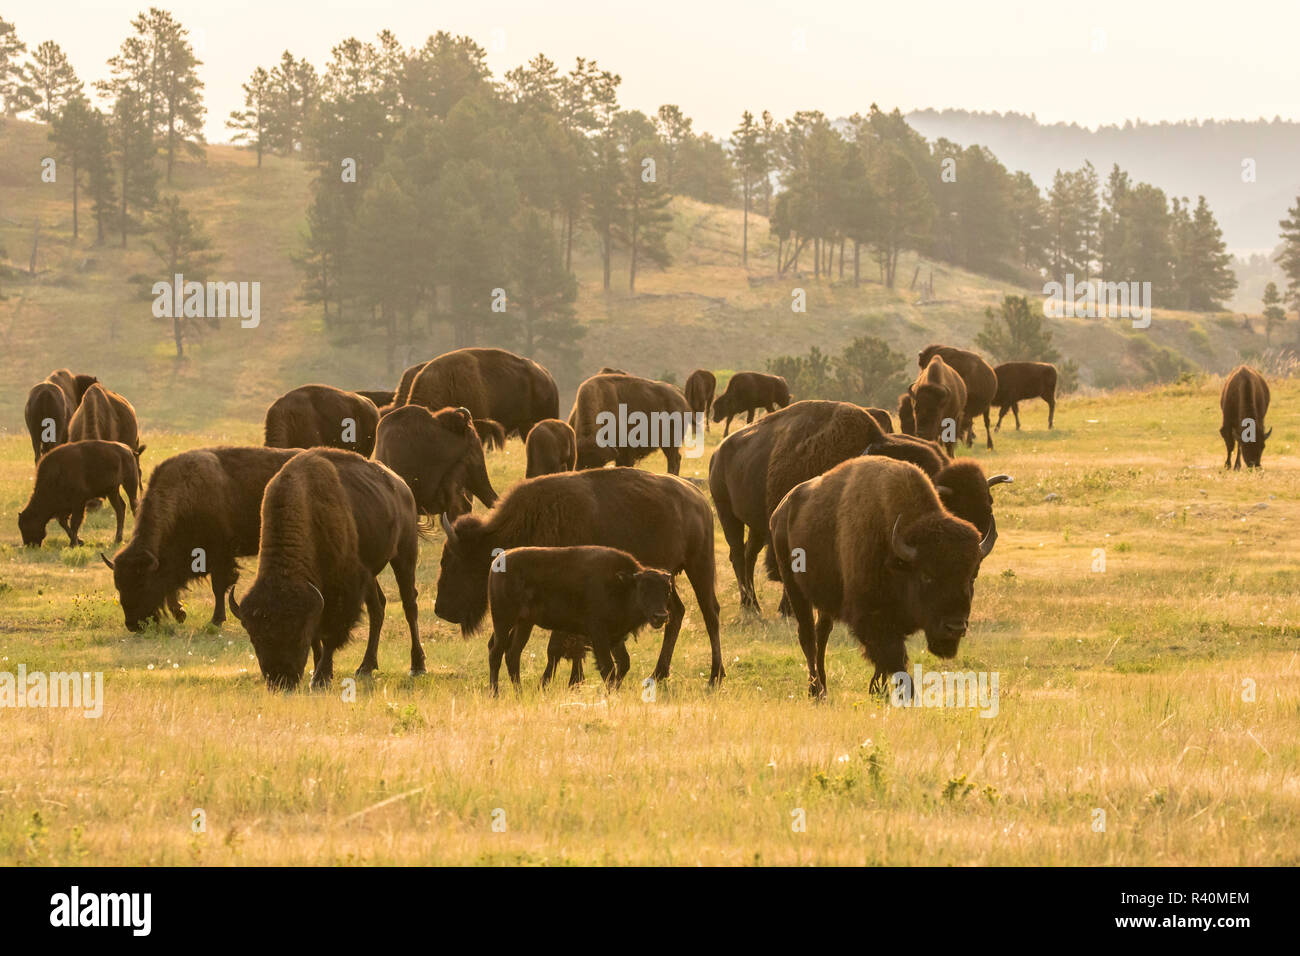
[
  {"x1": 24, "y1": 383, "x2": 69, "y2": 462},
  {"x1": 18, "y1": 440, "x2": 140, "y2": 547},
  {"x1": 435, "y1": 467, "x2": 723, "y2": 685},
  {"x1": 710, "y1": 400, "x2": 885, "y2": 611},
  {"x1": 46, "y1": 368, "x2": 100, "y2": 411},
  {"x1": 102, "y1": 446, "x2": 298, "y2": 631},
  {"x1": 909, "y1": 356, "x2": 967, "y2": 455},
  {"x1": 69, "y1": 383, "x2": 145, "y2": 463},
  {"x1": 373, "y1": 405, "x2": 497, "y2": 518},
  {"x1": 684, "y1": 369, "x2": 717, "y2": 431},
  {"x1": 525, "y1": 419, "x2": 577, "y2": 478},
  {"x1": 568, "y1": 372, "x2": 695, "y2": 475},
  {"x1": 992, "y1": 362, "x2": 1057, "y2": 431},
  {"x1": 406, "y1": 347, "x2": 559, "y2": 440},
  {"x1": 355, "y1": 389, "x2": 396, "y2": 410},
  {"x1": 229, "y1": 448, "x2": 426, "y2": 690},
  {"x1": 1220, "y1": 366, "x2": 1271, "y2": 469},
  {"x1": 769, "y1": 457, "x2": 997, "y2": 697},
  {"x1": 264, "y1": 384, "x2": 380, "y2": 456},
  {"x1": 918, "y1": 345, "x2": 998, "y2": 449},
  {"x1": 712, "y1": 371, "x2": 791, "y2": 436},
  {"x1": 485, "y1": 546, "x2": 674, "y2": 693}
]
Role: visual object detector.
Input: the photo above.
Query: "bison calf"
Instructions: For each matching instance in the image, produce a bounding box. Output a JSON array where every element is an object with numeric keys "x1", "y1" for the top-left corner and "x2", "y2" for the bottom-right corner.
[
  {"x1": 485, "y1": 546, "x2": 673, "y2": 693},
  {"x1": 19, "y1": 440, "x2": 140, "y2": 547},
  {"x1": 525, "y1": 419, "x2": 577, "y2": 477},
  {"x1": 712, "y1": 371, "x2": 791, "y2": 436}
]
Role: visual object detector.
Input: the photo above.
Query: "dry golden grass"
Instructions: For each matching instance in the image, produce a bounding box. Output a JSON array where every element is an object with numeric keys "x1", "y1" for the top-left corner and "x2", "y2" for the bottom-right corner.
[{"x1": 1, "y1": 377, "x2": 1297, "y2": 865}]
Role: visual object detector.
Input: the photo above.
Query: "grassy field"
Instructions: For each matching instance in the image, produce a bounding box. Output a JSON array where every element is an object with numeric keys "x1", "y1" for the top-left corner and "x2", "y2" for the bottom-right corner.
[{"x1": 1, "y1": 376, "x2": 1297, "y2": 865}]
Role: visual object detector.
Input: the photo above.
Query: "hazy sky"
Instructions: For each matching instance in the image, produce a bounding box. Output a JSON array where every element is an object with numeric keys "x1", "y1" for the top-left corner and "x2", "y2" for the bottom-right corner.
[{"x1": 8, "y1": 0, "x2": 1299, "y2": 143}]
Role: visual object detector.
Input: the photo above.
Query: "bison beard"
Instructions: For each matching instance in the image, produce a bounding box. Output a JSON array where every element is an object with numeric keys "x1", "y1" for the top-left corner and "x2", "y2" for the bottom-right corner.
[
  {"x1": 769, "y1": 457, "x2": 996, "y2": 698},
  {"x1": 228, "y1": 449, "x2": 426, "y2": 690},
  {"x1": 433, "y1": 468, "x2": 724, "y2": 685}
]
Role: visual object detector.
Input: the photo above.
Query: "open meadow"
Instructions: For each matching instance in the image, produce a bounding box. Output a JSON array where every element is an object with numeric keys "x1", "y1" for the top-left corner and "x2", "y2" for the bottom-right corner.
[{"x1": 1, "y1": 377, "x2": 1297, "y2": 865}]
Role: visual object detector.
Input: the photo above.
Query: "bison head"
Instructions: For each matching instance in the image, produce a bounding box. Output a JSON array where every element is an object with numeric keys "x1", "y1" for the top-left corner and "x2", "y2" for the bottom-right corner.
[
  {"x1": 229, "y1": 578, "x2": 324, "y2": 690},
  {"x1": 909, "y1": 383, "x2": 951, "y2": 442},
  {"x1": 375, "y1": 406, "x2": 496, "y2": 516},
  {"x1": 573, "y1": 436, "x2": 618, "y2": 471},
  {"x1": 1241, "y1": 425, "x2": 1272, "y2": 468},
  {"x1": 933, "y1": 463, "x2": 1013, "y2": 536},
  {"x1": 17, "y1": 507, "x2": 47, "y2": 547},
  {"x1": 710, "y1": 392, "x2": 738, "y2": 423},
  {"x1": 101, "y1": 547, "x2": 167, "y2": 631},
  {"x1": 887, "y1": 511, "x2": 996, "y2": 659},
  {"x1": 620, "y1": 568, "x2": 674, "y2": 630},
  {"x1": 896, "y1": 393, "x2": 916, "y2": 435},
  {"x1": 917, "y1": 344, "x2": 944, "y2": 369},
  {"x1": 434, "y1": 512, "x2": 493, "y2": 635}
]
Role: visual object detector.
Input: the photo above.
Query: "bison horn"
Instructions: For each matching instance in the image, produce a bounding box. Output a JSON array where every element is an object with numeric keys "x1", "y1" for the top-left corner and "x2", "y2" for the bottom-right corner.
[
  {"x1": 935, "y1": 485, "x2": 954, "y2": 498},
  {"x1": 439, "y1": 512, "x2": 459, "y2": 545},
  {"x1": 979, "y1": 514, "x2": 998, "y2": 558},
  {"x1": 863, "y1": 443, "x2": 883, "y2": 455},
  {"x1": 891, "y1": 516, "x2": 919, "y2": 563},
  {"x1": 306, "y1": 582, "x2": 325, "y2": 615},
  {"x1": 227, "y1": 587, "x2": 242, "y2": 621},
  {"x1": 987, "y1": 474, "x2": 1014, "y2": 488},
  {"x1": 100, "y1": 552, "x2": 116, "y2": 570},
  {"x1": 1264, "y1": 427, "x2": 1273, "y2": 440}
]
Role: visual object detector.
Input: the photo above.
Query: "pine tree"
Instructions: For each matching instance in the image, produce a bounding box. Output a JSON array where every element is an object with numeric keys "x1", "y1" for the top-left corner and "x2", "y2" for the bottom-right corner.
[
  {"x1": 146, "y1": 195, "x2": 220, "y2": 358},
  {"x1": 976, "y1": 295, "x2": 1062, "y2": 363},
  {"x1": 510, "y1": 208, "x2": 581, "y2": 369},
  {"x1": 24, "y1": 40, "x2": 82, "y2": 121},
  {"x1": 733, "y1": 110, "x2": 763, "y2": 267},
  {"x1": 109, "y1": 87, "x2": 159, "y2": 247},
  {"x1": 1262, "y1": 281, "x2": 1286, "y2": 344},
  {"x1": 0, "y1": 17, "x2": 34, "y2": 116},
  {"x1": 227, "y1": 67, "x2": 272, "y2": 166},
  {"x1": 139, "y1": 9, "x2": 206, "y2": 182},
  {"x1": 48, "y1": 95, "x2": 99, "y2": 239},
  {"x1": 1274, "y1": 197, "x2": 1300, "y2": 316}
]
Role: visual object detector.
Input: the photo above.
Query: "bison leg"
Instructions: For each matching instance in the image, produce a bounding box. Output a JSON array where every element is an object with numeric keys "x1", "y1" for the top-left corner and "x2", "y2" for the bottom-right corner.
[
  {"x1": 814, "y1": 612, "x2": 834, "y2": 696},
  {"x1": 541, "y1": 631, "x2": 563, "y2": 687},
  {"x1": 209, "y1": 563, "x2": 235, "y2": 626},
  {"x1": 107, "y1": 488, "x2": 127, "y2": 543},
  {"x1": 504, "y1": 620, "x2": 530, "y2": 690},
  {"x1": 865, "y1": 636, "x2": 908, "y2": 697},
  {"x1": 663, "y1": 446, "x2": 682, "y2": 476},
  {"x1": 1043, "y1": 396, "x2": 1053, "y2": 429},
  {"x1": 682, "y1": 562, "x2": 725, "y2": 686},
  {"x1": 488, "y1": 626, "x2": 508, "y2": 695},
  {"x1": 166, "y1": 591, "x2": 187, "y2": 623},
  {"x1": 355, "y1": 576, "x2": 386, "y2": 677},
  {"x1": 648, "y1": 585, "x2": 688, "y2": 683},
  {"x1": 312, "y1": 633, "x2": 341, "y2": 689},
  {"x1": 786, "y1": 583, "x2": 823, "y2": 699},
  {"x1": 568, "y1": 656, "x2": 584, "y2": 686},
  {"x1": 745, "y1": 409, "x2": 756, "y2": 426},
  {"x1": 67, "y1": 504, "x2": 88, "y2": 547},
  {"x1": 1013, "y1": 402, "x2": 1023, "y2": 430},
  {"x1": 611, "y1": 640, "x2": 631, "y2": 687},
  {"x1": 591, "y1": 637, "x2": 617, "y2": 684},
  {"x1": 983, "y1": 409, "x2": 993, "y2": 450},
  {"x1": 390, "y1": 545, "x2": 425, "y2": 675},
  {"x1": 741, "y1": 529, "x2": 765, "y2": 613},
  {"x1": 994, "y1": 405, "x2": 1008, "y2": 432},
  {"x1": 722, "y1": 415, "x2": 734, "y2": 437},
  {"x1": 717, "y1": 506, "x2": 757, "y2": 612},
  {"x1": 1220, "y1": 425, "x2": 1235, "y2": 469}
]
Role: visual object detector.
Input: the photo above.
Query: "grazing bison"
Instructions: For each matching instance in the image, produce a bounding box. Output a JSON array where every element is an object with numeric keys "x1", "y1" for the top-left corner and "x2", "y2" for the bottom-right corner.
[
  {"x1": 710, "y1": 400, "x2": 884, "y2": 611},
  {"x1": 264, "y1": 384, "x2": 380, "y2": 456},
  {"x1": 992, "y1": 362, "x2": 1057, "y2": 431},
  {"x1": 909, "y1": 356, "x2": 967, "y2": 455},
  {"x1": 769, "y1": 457, "x2": 997, "y2": 697},
  {"x1": 407, "y1": 347, "x2": 559, "y2": 440},
  {"x1": 18, "y1": 440, "x2": 140, "y2": 547},
  {"x1": 355, "y1": 389, "x2": 396, "y2": 410},
  {"x1": 525, "y1": 419, "x2": 577, "y2": 477},
  {"x1": 435, "y1": 467, "x2": 723, "y2": 685},
  {"x1": 69, "y1": 383, "x2": 145, "y2": 462},
  {"x1": 24, "y1": 383, "x2": 69, "y2": 461},
  {"x1": 684, "y1": 369, "x2": 717, "y2": 431},
  {"x1": 1220, "y1": 366, "x2": 1271, "y2": 469},
  {"x1": 101, "y1": 446, "x2": 298, "y2": 631},
  {"x1": 568, "y1": 372, "x2": 695, "y2": 475},
  {"x1": 712, "y1": 371, "x2": 791, "y2": 436},
  {"x1": 918, "y1": 345, "x2": 998, "y2": 449},
  {"x1": 485, "y1": 545, "x2": 674, "y2": 693},
  {"x1": 229, "y1": 448, "x2": 426, "y2": 690},
  {"x1": 373, "y1": 405, "x2": 497, "y2": 519}
]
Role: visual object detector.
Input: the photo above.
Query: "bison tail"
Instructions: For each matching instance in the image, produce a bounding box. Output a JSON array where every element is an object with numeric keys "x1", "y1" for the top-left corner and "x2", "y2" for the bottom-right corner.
[{"x1": 763, "y1": 541, "x2": 781, "y2": 582}]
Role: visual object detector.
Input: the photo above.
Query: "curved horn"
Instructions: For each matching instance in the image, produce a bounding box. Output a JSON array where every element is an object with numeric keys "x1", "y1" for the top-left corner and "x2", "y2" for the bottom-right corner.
[
  {"x1": 978, "y1": 513, "x2": 998, "y2": 558},
  {"x1": 863, "y1": 443, "x2": 883, "y2": 455},
  {"x1": 227, "y1": 587, "x2": 242, "y2": 621},
  {"x1": 1264, "y1": 427, "x2": 1273, "y2": 440},
  {"x1": 306, "y1": 582, "x2": 325, "y2": 615},
  {"x1": 100, "y1": 551, "x2": 116, "y2": 571},
  {"x1": 934, "y1": 485, "x2": 954, "y2": 498},
  {"x1": 439, "y1": 512, "x2": 459, "y2": 546},
  {"x1": 891, "y1": 515, "x2": 918, "y2": 563},
  {"x1": 987, "y1": 474, "x2": 1014, "y2": 488}
]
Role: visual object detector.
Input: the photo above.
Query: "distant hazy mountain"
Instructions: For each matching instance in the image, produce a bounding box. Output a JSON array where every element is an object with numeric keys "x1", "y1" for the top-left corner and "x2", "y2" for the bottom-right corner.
[{"x1": 906, "y1": 109, "x2": 1300, "y2": 256}]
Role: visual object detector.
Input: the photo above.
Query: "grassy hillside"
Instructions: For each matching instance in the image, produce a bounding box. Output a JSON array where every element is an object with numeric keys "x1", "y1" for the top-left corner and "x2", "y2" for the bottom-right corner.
[
  {"x1": 0, "y1": 379, "x2": 1296, "y2": 864},
  {"x1": 0, "y1": 118, "x2": 1281, "y2": 433}
]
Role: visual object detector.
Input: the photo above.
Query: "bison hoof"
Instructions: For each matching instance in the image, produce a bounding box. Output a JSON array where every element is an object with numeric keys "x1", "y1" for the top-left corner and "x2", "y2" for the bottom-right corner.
[
  {"x1": 409, "y1": 665, "x2": 427, "y2": 677},
  {"x1": 354, "y1": 665, "x2": 377, "y2": 678}
]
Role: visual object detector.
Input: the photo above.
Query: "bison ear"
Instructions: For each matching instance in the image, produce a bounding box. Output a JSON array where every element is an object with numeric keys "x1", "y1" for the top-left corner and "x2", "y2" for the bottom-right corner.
[{"x1": 136, "y1": 444, "x2": 147, "y2": 460}]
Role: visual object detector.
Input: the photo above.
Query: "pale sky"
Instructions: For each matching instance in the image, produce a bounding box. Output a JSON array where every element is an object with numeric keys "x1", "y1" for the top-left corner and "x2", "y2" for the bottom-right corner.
[{"x1": 8, "y1": 0, "x2": 1299, "y2": 143}]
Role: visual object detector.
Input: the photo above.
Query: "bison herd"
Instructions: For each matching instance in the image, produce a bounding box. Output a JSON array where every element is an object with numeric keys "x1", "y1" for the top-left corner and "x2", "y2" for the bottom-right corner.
[{"x1": 16, "y1": 347, "x2": 1275, "y2": 697}]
